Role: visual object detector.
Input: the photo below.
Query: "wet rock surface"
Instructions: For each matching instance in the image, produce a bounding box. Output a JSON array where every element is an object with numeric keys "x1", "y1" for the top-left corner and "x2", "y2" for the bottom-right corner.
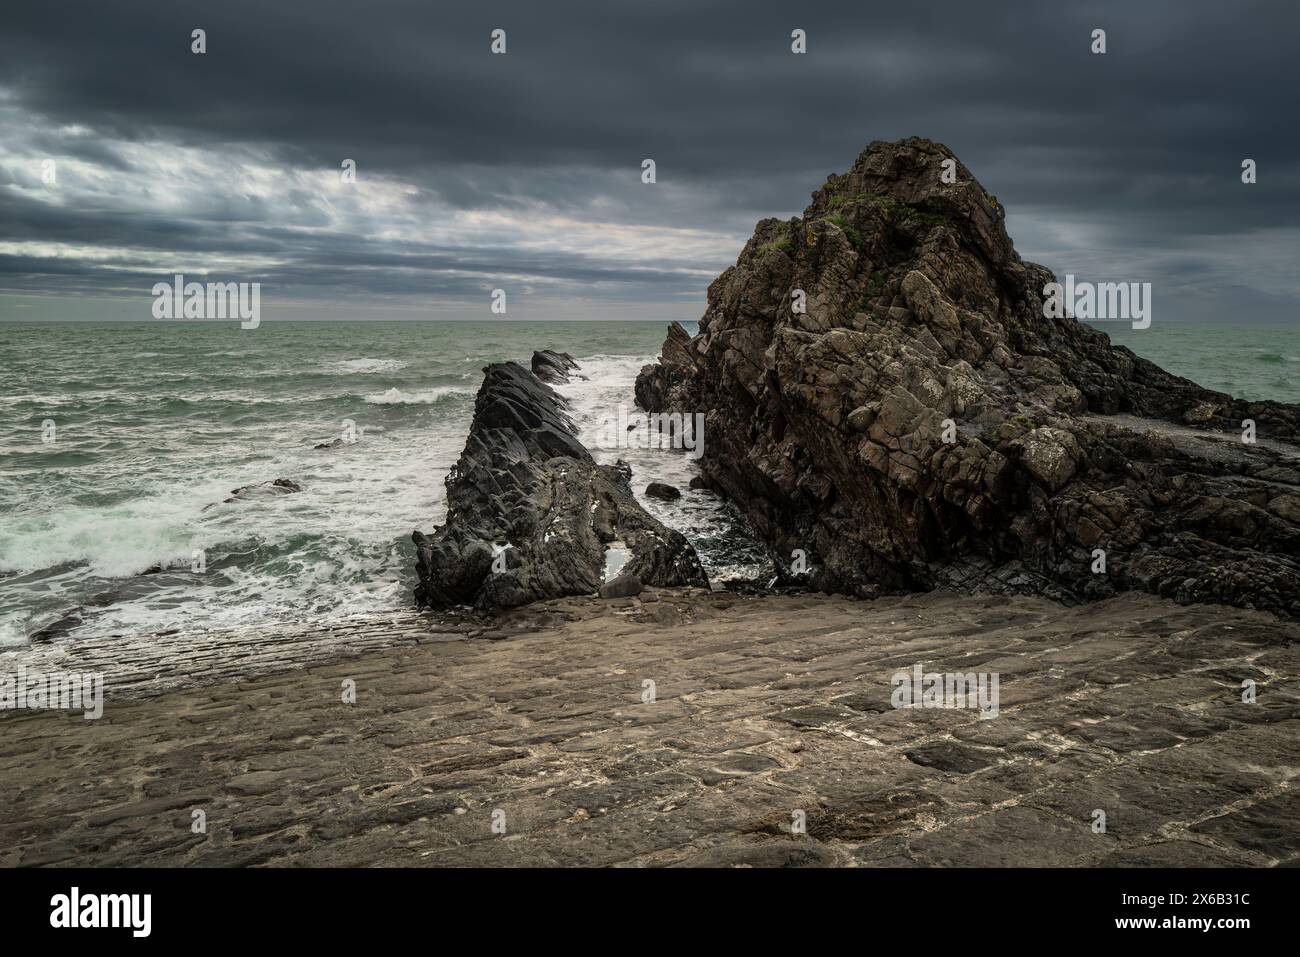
[
  {"x1": 644, "y1": 482, "x2": 681, "y2": 501},
  {"x1": 2, "y1": 590, "x2": 1296, "y2": 867},
  {"x1": 531, "y1": 349, "x2": 582, "y2": 384},
  {"x1": 412, "y1": 361, "x2": 707, "y2": 613},
  {"x1": 636, "y1": 137, "x2": 1300, "y2": 617},
  {"x1": 598, "y1": 572, "x2": 643, "y2": 598},
  {"x1": 218, "y1": 478, "x2": 303, "y2": 504}
]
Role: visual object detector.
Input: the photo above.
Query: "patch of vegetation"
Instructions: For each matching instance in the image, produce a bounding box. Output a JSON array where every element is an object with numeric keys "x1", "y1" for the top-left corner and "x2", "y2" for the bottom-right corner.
[
  {"x1": 823, "y1": 213, "x2": 863, "y2": 249},
  {"x1": 856, "y1": 192, "x2": 901, "y2": 212},
  {"x1": 755, "y1": 235, "x2": 795, "y2": 257},
  {"x1": 753, "y1": 223, "x2": 796, "y2": 258},
  {"x1": 902, "y1": 207, "x2": 956, "y2": 229},
  {"x1": 846, "y1": 193, "x2": 956, "y2": 231}
]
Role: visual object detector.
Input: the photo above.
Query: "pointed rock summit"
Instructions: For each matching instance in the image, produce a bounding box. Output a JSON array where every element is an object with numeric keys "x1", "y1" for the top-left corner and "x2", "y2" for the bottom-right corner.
[{"x1": 637, "y1": 137, "x2": 1300, "y2": 616}]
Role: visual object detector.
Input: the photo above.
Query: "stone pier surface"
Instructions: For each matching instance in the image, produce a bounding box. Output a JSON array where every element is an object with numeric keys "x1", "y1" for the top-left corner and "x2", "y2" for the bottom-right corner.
[{"x1": 1, "y1": 590, "x2": 1297, "y2": 867}]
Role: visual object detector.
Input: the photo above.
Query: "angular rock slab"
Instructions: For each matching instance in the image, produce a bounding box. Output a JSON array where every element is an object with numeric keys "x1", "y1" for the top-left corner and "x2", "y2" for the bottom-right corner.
[{"x1": 414, "y1": 361, "x2": 707, "y2": 612}]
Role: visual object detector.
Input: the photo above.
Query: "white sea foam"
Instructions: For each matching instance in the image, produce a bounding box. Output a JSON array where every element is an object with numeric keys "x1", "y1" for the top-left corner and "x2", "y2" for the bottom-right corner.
[
  {"x1": 0, "y1": 611, "x2": 28, "y2": 647},
  {"x1": 363, "y1": 386, "x2": 469, "y2": 405},
  {"x1": 0, "y1": 429, "x2": 454, "y2": 641},
  {"x1": 0, "y1": 483, "x2": 227, "y2": 578}
]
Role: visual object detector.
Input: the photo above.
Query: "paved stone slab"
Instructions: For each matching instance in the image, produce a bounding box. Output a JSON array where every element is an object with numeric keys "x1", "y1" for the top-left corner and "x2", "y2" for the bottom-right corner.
[{"x1": 1, "y1": 589, "x2": 1296, "y2": 867}]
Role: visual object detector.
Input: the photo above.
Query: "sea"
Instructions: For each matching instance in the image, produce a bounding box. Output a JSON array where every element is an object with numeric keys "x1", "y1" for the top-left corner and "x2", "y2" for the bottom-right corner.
[{"x1": 1, "y1": 318, "x2": 1296, "y2": 646}]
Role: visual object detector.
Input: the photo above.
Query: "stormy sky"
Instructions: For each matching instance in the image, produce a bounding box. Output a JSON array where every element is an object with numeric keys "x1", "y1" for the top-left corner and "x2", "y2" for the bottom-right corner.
[{"x1": 0, "y1": 0, "x2": 1295, "y2": 322}]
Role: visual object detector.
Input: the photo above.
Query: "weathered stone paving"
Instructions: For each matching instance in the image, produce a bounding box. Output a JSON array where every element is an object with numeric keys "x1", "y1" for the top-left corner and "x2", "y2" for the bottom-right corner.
[{"x1": 1, "y1": 589, "x2": 1297, "y2": 867}]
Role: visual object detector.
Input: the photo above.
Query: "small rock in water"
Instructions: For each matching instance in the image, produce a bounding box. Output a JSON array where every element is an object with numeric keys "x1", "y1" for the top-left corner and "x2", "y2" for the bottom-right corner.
[
  {"x1": 645, "y1": 482, "x2": 681, "y2": 501},
  {"x1": 219, "y1": 477, "x2": 303, "y2": 504},
  {"x1": 29, "y1": 614, "x2": 83, "y2": 643},
  {"x1": 599, "y1": 573, "x2": 644, "y2": 598},
  {"x1": 688, "y1": 476, "x2": 709, "y2": 490}
]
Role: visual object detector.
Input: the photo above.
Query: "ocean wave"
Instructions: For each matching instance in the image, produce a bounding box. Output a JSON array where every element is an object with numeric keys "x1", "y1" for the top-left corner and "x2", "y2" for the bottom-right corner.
[
  {"x1": 329, "y1": 358, "x2": 409, "y2": 374},
  {"x1": 48, "y1": 539, "x2": 416, "y2": 642},
  {"x1": 0, "y1": 391, "x2": 120, "y2": 408},
  {"x1": 0, "y1": 490, "x2": 220, "y2": 578},
  {"x1": 363, "y1": 386, "x2": 470, "y2": 405},
  {"x1": 0, "y1": 612, "x2": 28, "y2": 647}
]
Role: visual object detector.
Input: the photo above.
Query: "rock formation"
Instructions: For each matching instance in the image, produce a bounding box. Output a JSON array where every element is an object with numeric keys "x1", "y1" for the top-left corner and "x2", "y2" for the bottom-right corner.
[
  {"x1": 227, "y1": 478, "x2": 302, "y2": 500},
  {"x1": 637, "y1": 137, "x2": 1300, "y2": 617},
  {"x1": 413, "y1": 360, "x2": 707, "y2": 612},
  {"x1": 531, "y1": 349, "x2": 582, "y2": 384},
  {"x1": 204, "y1": 477, "x2": 303, "y2": 509}
]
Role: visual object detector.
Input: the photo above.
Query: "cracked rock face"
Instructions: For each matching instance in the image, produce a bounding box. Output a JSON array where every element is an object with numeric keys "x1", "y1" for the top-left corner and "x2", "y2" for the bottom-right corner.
[
  {"x1": 636, "y1": 137, "x2": 1300, "y2": 617},
  {"x1": 413, "y1": 361, "x2": 707, "y2": 613}
]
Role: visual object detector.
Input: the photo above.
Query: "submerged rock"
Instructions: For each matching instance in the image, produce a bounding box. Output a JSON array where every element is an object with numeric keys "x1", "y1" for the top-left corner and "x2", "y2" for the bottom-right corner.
[
  {"x1": 645, "y1": 482, "x2": 682, "y2": 501},
  {"x1": 531, "y1": 349, "x2": 583, "y2": 384},
  {"x1": 636, "y1": 136, "x2": 1300, "y2": 617},
  {"x1": 217, "y1": 478, "x2": 303, "y2": 505},
  {"x1": 413, "y1": 362, "x2": 707, "y2": 613},
  {"x1": 28, "y1": 614, "x2": 82, "y2": 643}
]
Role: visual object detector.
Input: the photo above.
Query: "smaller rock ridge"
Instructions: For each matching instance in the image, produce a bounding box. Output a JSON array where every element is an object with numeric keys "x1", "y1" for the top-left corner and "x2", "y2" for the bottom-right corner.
[{"x1": 414, "y1": 359, "x2": 707, "y2": 612}]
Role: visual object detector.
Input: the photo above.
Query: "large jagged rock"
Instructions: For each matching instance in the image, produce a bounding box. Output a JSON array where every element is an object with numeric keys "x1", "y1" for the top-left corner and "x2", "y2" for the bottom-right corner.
[
  {"x1": 637, "y1": 137, "x2": 1300, "y2": 617},
  {"x1": 413, "y1": 360, "x2": 707, "y2": 612}
]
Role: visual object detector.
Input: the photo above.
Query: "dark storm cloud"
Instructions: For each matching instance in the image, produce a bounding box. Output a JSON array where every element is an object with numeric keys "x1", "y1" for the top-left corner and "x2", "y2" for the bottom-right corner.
[{"x1": 1, "y1": 0, "x2": 1296, "y2": 319}]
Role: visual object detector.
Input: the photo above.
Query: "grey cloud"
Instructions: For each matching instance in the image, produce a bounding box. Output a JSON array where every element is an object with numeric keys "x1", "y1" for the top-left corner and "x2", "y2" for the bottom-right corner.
[{"x1": 0, "y1": 0, "x2": 1296, "y2": 320}]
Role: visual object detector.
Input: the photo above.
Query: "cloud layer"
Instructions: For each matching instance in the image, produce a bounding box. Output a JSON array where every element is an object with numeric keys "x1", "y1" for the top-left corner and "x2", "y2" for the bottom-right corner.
[{"x1": 1, "y1": 0, "x2": 1296, "y2": 321}]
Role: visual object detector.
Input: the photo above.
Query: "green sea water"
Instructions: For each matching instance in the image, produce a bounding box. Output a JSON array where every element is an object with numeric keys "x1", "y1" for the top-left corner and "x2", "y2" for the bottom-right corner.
[
  {"x1": 0, "y1": 320, "x2": 763, "y2": 645},
  {"x1": 0, "y1": 318, "x2": 1294, "y2": 644},
  {"x1": 1101, "y1": 321, "x2": 1300, "y2": 404}
]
